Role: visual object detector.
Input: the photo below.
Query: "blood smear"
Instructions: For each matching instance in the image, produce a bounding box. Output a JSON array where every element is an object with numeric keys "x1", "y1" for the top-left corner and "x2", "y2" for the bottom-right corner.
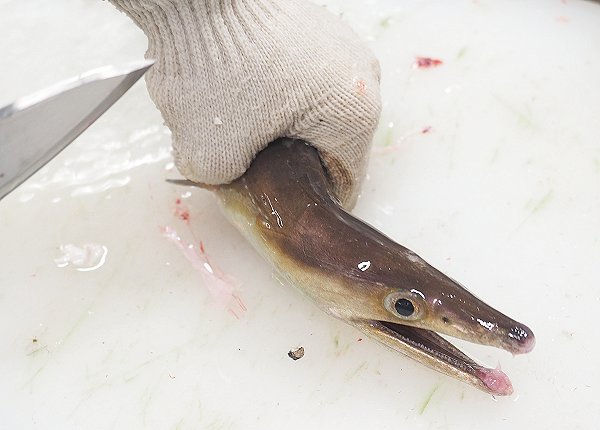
[
  {"x1": 415, "y1": 57, "x2": 443, "y2": 68},
  {"x1": 174, "y1": 198, "x2": 190, "y2": 222},
  {"x1": 162, "y1": 225, "x2": 246, "y2": 319}
]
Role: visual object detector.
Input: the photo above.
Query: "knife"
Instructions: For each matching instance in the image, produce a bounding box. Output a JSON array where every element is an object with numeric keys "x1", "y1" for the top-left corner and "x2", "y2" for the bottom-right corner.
[{"x1": 0, "y1": 60, "x2": 153, "y2": 200}]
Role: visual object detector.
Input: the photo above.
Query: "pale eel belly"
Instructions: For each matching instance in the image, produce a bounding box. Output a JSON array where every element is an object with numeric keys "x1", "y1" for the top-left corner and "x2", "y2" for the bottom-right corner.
[{"x1": 212, "y1": 138, "x2": 535, "y2": 396}]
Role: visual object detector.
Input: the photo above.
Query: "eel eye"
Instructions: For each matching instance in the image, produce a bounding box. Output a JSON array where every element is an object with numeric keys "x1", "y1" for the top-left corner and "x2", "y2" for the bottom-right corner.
[
  {"x1": 394, "y1": 298, "x2": 415, "y2": 317},
  {"x1": 384, "y1": 291, "x2": 423, "y2": 320}
]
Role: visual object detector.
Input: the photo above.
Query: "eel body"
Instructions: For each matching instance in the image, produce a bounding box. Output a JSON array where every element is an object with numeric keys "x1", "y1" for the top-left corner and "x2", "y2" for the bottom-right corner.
[{"x1": 211, "y1": 138, "x2": 534, "y2": 395}]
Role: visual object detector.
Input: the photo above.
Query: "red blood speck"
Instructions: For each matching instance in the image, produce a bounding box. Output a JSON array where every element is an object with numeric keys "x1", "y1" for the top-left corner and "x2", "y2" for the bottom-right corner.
[
  {"x1": 174, "y1": 198, "x2": 190, "y2": 222},
  {"x1": 415, "y1": 57, "x2": 443, "y2": 69},
  {"x1": 421, "y1": 126, "x2": 432, "y2": 134},
  {"x1": 199, "y1": 241, "x2": 205, "y2": 253}
]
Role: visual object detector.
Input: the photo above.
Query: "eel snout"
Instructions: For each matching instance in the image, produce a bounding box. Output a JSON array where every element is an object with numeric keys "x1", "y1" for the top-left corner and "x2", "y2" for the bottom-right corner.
[
  {"x1": 405, "y1": 263, "x2": 536, "y2": 356},
  {"x1": 438, "y1": 290, "x2": 536, "y2": 356}
]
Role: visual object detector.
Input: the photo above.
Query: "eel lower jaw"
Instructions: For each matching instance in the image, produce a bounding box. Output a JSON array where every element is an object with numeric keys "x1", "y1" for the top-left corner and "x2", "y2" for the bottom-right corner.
[{"x1": 350, "y1": 319, "x2": 514, "y2": 396}]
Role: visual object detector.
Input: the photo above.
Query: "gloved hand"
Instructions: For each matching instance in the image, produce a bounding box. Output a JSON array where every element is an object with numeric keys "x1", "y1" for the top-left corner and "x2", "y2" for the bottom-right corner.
[{"x1": 107, "y1": 0, "x2": 381, "y2": 208}]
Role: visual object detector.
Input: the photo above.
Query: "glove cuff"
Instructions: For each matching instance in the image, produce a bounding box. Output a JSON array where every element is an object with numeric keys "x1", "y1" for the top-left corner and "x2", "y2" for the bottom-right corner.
[{"x1": 107, "y1": 0, "x2": 282, "y2": 77}]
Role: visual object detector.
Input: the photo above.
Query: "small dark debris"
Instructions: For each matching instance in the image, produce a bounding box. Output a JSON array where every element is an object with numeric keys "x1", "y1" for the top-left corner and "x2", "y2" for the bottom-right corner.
[
  {"x1": 32, "y1": 338, "x2": 38, "y2": 343},
  {"x1": 288, "y1": 346, "x2": 304, "y2": 361}
]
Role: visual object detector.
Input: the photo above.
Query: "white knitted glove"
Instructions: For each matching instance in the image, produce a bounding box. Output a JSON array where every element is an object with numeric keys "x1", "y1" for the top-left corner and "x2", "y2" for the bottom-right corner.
[{"x1": 107, "y1": 0, "x2": 381, "y2": 208}]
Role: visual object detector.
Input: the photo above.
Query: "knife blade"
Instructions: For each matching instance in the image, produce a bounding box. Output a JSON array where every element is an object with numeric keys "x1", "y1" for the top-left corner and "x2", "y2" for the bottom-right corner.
[{"x1": 0, "y1": 60, "x2": 153, "y2": 200}]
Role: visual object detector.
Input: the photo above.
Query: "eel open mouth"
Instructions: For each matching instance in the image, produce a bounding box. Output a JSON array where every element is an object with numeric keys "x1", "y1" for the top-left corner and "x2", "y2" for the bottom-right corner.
[{"x1": 357, "y1": 320, "x2": 514, "y2": 396}]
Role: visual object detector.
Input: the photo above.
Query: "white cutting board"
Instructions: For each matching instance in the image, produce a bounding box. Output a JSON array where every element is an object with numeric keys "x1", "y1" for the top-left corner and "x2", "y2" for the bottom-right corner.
[{"x1": 1, "y1": 0, "x2": 599, "y2": 428}]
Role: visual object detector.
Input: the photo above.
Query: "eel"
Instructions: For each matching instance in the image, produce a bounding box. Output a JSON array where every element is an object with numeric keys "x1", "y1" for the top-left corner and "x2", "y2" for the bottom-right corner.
[{"x1": 181, "y1": 138, "x2": 535, "y2": 395}]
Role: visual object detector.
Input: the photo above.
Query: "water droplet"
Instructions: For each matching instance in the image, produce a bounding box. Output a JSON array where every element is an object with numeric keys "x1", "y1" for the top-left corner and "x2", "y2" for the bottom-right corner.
[{"x1": 54, "y1": 243, "x2": 108, "y2": 272}]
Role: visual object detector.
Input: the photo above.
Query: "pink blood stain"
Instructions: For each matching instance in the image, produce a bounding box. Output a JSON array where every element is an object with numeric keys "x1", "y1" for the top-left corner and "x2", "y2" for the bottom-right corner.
[
  {"x1": 162, "y1": 226, "x2": 246, "y2": 319},
  {"x1": 355, "y1": 79, "x2": 367, "y2": 95},
  {"x1": 476, "y1": 365, "x2": 514, "y2": 396},
  {"x1": 415, "y1": 56, "x2": 444, "y2": 69},
  {"x1": 162, "y1": 199, "x2": 246, "y2": 319},
  {"x1": 421, "y1": 125, "x2": 432, "y2": 134}
]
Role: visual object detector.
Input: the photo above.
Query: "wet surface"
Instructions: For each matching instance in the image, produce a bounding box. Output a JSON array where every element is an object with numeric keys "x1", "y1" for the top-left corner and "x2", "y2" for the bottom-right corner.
[{"x1": 1, "y1": 0, "x2": 600, "y2": 428}]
